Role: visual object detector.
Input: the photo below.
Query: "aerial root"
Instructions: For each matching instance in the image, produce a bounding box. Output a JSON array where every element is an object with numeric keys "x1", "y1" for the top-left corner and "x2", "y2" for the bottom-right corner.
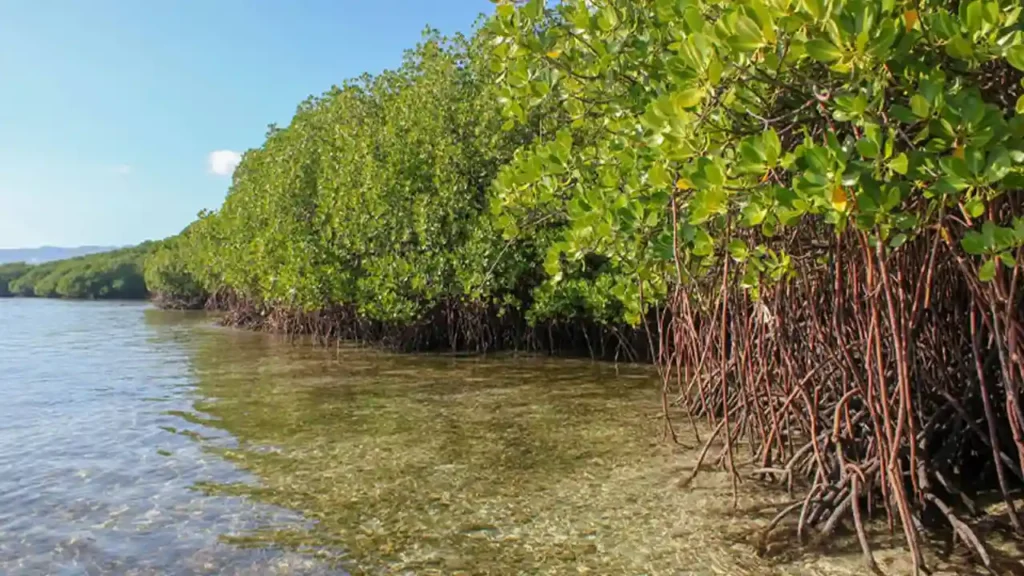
[{"x1": 660, "y1": 228, "x2": 1024, "y2": 569}]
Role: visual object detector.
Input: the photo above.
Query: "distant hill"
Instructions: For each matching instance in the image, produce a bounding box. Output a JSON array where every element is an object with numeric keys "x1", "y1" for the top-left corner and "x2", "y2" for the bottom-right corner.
[{"x1": 0, "y1": 246, "x2": 120, "y2": 265}]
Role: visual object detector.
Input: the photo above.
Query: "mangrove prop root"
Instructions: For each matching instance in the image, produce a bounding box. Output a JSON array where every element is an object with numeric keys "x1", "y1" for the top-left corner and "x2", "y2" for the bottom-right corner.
[
  {"x1": 206, "y1": 293, "x2": 652, "y2": 361},
  {"x1": 664, "y1": 225, "x2": 1024, "y2": 568},
  {"x1": 202, "y1": 218, "x2": 1024, "y2": 569}
]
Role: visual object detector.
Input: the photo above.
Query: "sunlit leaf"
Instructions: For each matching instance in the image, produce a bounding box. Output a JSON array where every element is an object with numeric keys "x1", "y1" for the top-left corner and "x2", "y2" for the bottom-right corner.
[
  {"x1": 830, "y1": 186, "x2": 848, "y2": 212},
  {"x1": 805, "y1": 39, "x2": 843, "y2": 62},
  {"x1": 978, "y1": 258, "x2": 996, "y2": 281}
]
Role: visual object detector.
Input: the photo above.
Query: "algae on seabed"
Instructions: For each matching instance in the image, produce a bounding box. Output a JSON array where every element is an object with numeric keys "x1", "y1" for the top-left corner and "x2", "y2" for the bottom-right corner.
[{"x1": 172, "y1": 324, "x2": 1007, "y2": 575}]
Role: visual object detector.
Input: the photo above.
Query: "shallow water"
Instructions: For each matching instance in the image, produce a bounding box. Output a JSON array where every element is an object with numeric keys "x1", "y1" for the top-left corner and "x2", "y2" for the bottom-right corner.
[
  {"x1": 0, "y1": 299, "x2": 681, "y2": 575},
  {"x1": 7, "y1": 298, "x2": 972, "y2": 576},
  {"x1": 0, "y1": 299, "x2": 333, "y2": 575}
]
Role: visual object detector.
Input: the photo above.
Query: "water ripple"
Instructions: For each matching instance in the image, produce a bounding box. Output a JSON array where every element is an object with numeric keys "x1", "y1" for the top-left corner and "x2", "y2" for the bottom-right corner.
[{"x1": 0, "y1": 299, "x2": 339, "y2": 575}]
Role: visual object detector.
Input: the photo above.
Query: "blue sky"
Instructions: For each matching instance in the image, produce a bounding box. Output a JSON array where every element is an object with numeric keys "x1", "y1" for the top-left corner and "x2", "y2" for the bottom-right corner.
[{"x1": 0, "y1": 0, "x2": 493, "y2": 249}]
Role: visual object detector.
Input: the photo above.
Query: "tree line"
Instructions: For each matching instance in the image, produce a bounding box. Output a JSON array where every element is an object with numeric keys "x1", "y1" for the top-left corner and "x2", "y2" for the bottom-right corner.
[
  {"x1": 142, "y1": 28, "x2": 648, "y2": 356},
  {"x1": 0, "y1": 243, "x2": 153, "y2": 300}
]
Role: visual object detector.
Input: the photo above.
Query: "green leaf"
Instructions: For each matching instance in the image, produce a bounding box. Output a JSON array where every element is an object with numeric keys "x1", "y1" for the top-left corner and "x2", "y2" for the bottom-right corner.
[
  {"x1": 522, "y1": 0, "x2": 543, "y2": 19},
  {"x1": 965, "y1": 198, "x2": 986, "y2": 218},
  {"x1": 734, "y1": 15, "x2": 764, "y2": 47},
  {"x1": 1017, "y1": 94, "x2": 1024, "y2": 115},
  {"x1": 655, "y1": 0, "x2": 677, "y2": 21},
  {"x1": 740, "y1": 267, "x2": 760, "y2": 289},
  {"x1": 965, "y1": 146, "x2": 986, "y2": 176},
  {"x1": 856, "y1": 186, "x2": 878, "y2": 212},
  {"x1": 890, "y1": 105, "x2": 919, "y2": 124},
  {"x1": 1009, "y1": 46, "x2": 1024, "y2": 72},
  {"x1": 739, "y1": 140, "x2": 766, "y2": 165},
  {"x1": 707, "y1": 57, "x2": 723, "y2": 85},
  {"x1": 675, "y1": 88, "x2": 705, "y2": 109},
  {"x1": 648, "y1": 163, "x2": 672, "y2": 187},
  {"x1": 932, "y1": 175, "x2": 970, "y2": 195},
  {"x1": 963, "y1": 0, "x2": 983, "y2": 33},
  {"x1": 941, "y1": 156, "x2": 971, "y2": 180},
  {"x1": 910, "y1": 94, "x2": 931, "y2": 118},
  {"x1": 856, "y1": 138, "x2": 880, "y2": 159},
  {"x1": 653, "y1": 95, "x2": 676, "y2": 119},
  {"x1": 805, "y1": 39, "x2": 843, "y2": 62},
  {"x1": 692, "y1": 229, "x2": 714, "y2": 256},
  {"x1": 929, "y1": 10, "x2": 955, "y2": 38},
  {"x1": 682, "y1": 6, "x2": 703, "y2": 32},
  {"x1": 978, "y1": 258, "x2": 996, "y2": 282},
  {"x1": 869, "y1": 20, "x2": 898, "y2": 57},
  {"x1": 741, "y1": 203, "x2": 768, "y2": 227},
  {"x1": 946, "y1": 35, "x2": 974, "y2": 60},
  {"x1": 803, "y1": 147, "x2": 830, "y2": 174},
  {"x1": 963, "y1": 96, "x2": 986, "y2": 126},
  {"x1": 982, "y1": 1, "x2": 1000, "y2": 25},
  {"x1": 728, "y1": 239, "x2": 749, "y2": 261},
  {"x1": 993, "y1": 225, "x2": 1017, "y2": 251},
  {"x1": 597, "y1": 7, "x2": 617, "y2": 31},
  {"x1": 496, "y1": 3, "x2": 515, "y2": 18},
  {"x1": 983, "y1": 220, "x2": 997, "y2": 246},
  {"x1": 985, "y1": 147, "x2": 1012, "y2": 184},
  {"x1": 883, "y1": 186, "x2": 902, "y2": 211},
  {"x1": 702, "y1": 160, "x2": 725, "y2": 187},
  {"x1": 802, "y1": 0, "x2": 825, "y2": 20},
  {"x1": 890, "y1": 233, "x2": 908, "y2": 248},
  {"x1": 962, "y1": 231, "x2": 986, "y2": 255},
  {"x1": 1000, "y1": 251, "x2": 1017, "y2": 268},
  {"x1": 544, "y1": 246, "x2": 564, "y2": 276},
  {"x1": 889, "y1": 153, "x2": 909, "y2": 174},
  {"x1": 763, "y1": 128, "x2": 781, "y2": 165},
  {"x1": 653, "y1": 232, "x2": 675, "y2": 261}
]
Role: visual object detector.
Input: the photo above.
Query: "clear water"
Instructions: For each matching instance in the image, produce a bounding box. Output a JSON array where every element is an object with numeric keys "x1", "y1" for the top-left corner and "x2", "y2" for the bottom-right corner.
[
  {"x1": 0, "y1": 299, "x2": 334, "y2": 575},
  {"x1": 8, "y1": 299, "x2": 934, "y2": 575},
  {"x1": 0, "y1": 299, "x2": 686, "y2": 575}
]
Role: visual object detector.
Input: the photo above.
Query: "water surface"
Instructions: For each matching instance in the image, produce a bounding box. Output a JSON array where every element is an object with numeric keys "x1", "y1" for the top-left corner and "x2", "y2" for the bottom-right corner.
[
  {"x1": 1, "y1": 298, "x2": 902, "y2": 576},
  {"x1": 0, "y1": 299, "x2": 681, "y2": 575},
  {"x1": 0, "y1": 299, "x2": 328, "y2": 574}
]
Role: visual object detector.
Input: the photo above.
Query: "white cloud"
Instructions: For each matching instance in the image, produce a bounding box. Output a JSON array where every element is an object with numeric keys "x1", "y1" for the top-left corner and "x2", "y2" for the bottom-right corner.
[
  {"x1": 112, "y1": 164, "x2": 132, "y2": 175},
  {"x1": 208, "y1": 150, "x2": 242, "y2": 176}
]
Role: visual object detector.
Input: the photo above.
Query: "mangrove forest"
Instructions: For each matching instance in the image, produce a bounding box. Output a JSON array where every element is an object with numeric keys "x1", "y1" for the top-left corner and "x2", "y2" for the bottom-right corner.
[{"x1": 55, "y1": 0, "x2": 1024, "y2": 571}]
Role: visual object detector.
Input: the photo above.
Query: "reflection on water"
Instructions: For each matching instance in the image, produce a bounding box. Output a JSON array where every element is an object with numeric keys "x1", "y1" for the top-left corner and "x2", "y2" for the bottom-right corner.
[{"x1": 0, "y1": 299, "x2": 886, "y2": 576}]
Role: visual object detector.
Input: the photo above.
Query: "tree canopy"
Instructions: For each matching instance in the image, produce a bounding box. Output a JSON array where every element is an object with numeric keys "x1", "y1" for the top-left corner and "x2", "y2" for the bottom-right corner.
[{"x1": 147, "y1": 30, "x2": 598, "y2": 330}]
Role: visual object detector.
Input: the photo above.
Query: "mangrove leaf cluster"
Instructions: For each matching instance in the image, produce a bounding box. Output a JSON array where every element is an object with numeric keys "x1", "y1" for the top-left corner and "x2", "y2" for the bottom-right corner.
[{"x1": 490, "y1": 0, "x2": 1024, "y2": 571}]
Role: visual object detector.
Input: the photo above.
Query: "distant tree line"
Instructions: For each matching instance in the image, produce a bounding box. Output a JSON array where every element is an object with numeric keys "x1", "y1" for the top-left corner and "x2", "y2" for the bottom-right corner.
[{"x1": 0, "y1": 243, "x2": 154, "y2": 300}]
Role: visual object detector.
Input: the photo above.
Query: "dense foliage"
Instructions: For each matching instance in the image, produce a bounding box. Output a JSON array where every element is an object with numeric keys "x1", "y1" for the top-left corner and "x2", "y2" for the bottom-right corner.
[
  {"x1": 145, "y1": 0, "x2": 1024, "y2": 568},
  {"x1": 143, "y1": 226, "x2": 209, "y2": 309},
  {"x1": 1, "y1": 244, "x2": 152, "y2": 300},
  {"x1": 491, "y1": 0, "x2": 1024, "y2": 314},
  {"x1": 0, "y1": 262, "x2": 31, "y2": 297},
  {"x1": 147, "y1": 29, "x2": 648, "y2": 353},
  {"x1": 490, "y1": 0, "x2": 1024, "y2": 571}
]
